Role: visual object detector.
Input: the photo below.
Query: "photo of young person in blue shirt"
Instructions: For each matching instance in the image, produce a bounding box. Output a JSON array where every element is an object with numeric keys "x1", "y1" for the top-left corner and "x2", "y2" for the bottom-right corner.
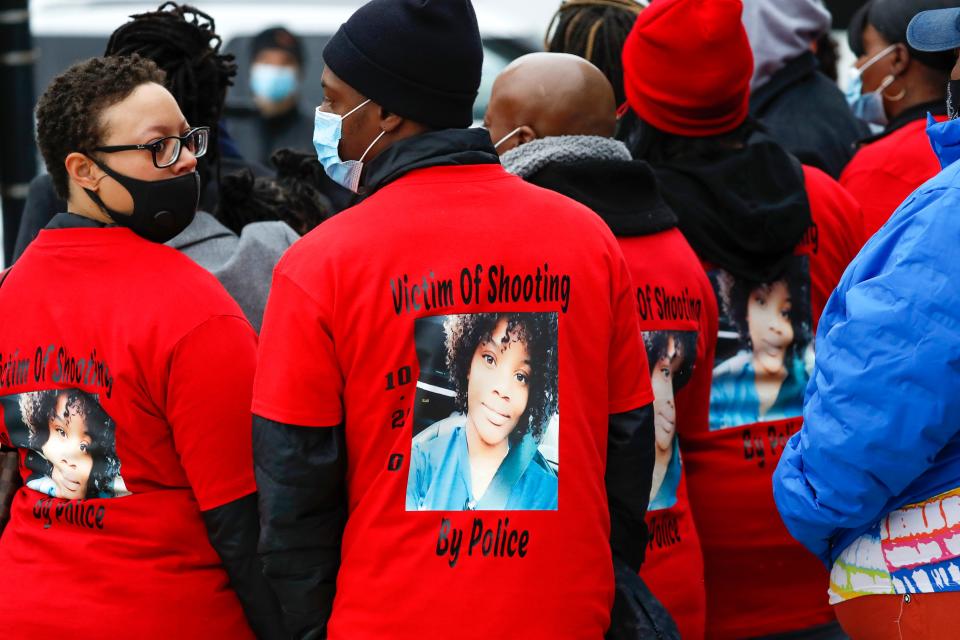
[
  {"x1": 406, "y1": 312, "x2": 559, "y2": 511},
  {"x1": 709, "y1": 258, "x2": 813, "y2": 430}
]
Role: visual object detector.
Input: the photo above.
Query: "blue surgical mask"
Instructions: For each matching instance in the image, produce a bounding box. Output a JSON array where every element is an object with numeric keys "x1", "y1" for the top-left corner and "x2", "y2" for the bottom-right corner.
[
  {"x1": 313, "y1": 99, "x2": 386, "y2": 193},
  {"x1": 250, "y1": 64, "x2": 299, "y2": 103},
  {"x1": 845, "y1": 44, "x2": 897, "y2": 128}
]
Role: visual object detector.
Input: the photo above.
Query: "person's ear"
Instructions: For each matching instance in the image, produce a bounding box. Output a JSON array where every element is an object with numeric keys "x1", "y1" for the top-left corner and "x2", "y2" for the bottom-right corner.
[
  {"x1": 890, "y1": 43, "x2": 911, "y2": 76},
  {"x1": 64, "y1": 152, "x2": 104, "y2": 192},
  {"x1": 516, "y1": 125, "x2": 537, "y2": 145},
  {"x1": 378, "y1": 107, "x2": 404, "y2": 134}
]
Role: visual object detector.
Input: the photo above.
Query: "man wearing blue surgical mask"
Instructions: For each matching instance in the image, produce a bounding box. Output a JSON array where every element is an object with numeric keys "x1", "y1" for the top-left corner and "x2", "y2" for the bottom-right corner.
[
  {"x1": 251, "y1": 2, "x2": 659, "y2": 639},
  {"x1": 228, "y1": 26, "x2": 353, "y2": 212},
  {"x1": 233, "y1": 27, "x2": 315, "y2": 166}
]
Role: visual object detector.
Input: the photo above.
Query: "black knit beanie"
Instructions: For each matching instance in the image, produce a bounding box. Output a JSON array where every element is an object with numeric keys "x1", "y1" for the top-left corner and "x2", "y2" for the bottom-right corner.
[{"x1": 322, "y1": 0, "x2": 482, "y2": 129}]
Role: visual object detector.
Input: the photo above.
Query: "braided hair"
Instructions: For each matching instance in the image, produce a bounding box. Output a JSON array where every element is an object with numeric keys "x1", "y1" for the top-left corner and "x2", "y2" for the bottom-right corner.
[
  {"x1": 216, "y1": 149, "x2": 332, "y2": 235},
  {"x1": 104, "y1": 2, "x2": 237, "y2": 188},
  {"x1": 545, "y1": 0, "x2": 645, "y2": 106}
]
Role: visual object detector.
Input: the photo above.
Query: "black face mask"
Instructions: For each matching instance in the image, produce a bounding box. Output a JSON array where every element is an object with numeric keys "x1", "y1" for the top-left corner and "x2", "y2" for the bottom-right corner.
[
  {"x1": 84, "y1": 158, "x2": 199, "y2": 243},
  {"x1": 948, "y1": 79, "x2": 960, "y2": 120}
]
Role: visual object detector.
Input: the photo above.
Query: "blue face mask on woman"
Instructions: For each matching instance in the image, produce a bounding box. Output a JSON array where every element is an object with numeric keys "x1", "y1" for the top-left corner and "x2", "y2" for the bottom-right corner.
[
  {"x1": 250, "y1": 64, "x2": 299, "y2": 103},
  {"x1": 313, "y1": 99, "x2": 386, "y2": 193},
  {"x1": 845, "y1": 44, "x2": 898, "y2": 128}
]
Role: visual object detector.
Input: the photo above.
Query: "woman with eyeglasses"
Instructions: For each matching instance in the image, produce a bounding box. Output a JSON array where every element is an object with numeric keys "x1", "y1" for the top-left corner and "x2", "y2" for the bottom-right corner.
[
  {"x1": 13, "y1": 3, "x2": 299, "y2": 333},
  {"x1": 0, "y1": 54, "x2": 283, "y2": 638}
]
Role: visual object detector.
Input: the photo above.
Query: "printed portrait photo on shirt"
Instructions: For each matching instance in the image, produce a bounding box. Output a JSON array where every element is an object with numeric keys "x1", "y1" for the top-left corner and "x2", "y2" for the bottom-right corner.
[
  {"x1": 1, "y1": 390, "x2": 129, "y2": 499},
  {"x1": 406, "y1": 312, "x2": 559, "y2": 511},
  {"x1": 642, "y1": 330, "x2": 697, "y2": 511},
  {"x1": 708, "y1": 257, "x2": 813, "y2": 431}
]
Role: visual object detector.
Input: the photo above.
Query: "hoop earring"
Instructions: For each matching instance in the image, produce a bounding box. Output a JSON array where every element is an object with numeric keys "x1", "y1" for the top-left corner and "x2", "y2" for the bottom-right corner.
[{"x1": 882, "y1": 75, "x2": 906, "y2": 102}]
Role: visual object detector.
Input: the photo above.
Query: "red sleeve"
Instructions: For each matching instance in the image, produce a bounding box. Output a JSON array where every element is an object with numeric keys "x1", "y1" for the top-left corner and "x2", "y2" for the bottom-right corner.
[
  {"x1": 802, "y1": 165, "x2": 865, "y2": 326},
  {"x1": 252, "y1": 270, "x2": 343, "y2": 427},
  {"x1": 166, "y1": 314, "x2": 258, "y2": 511},
  {"x1": 608, "y1": 250, "x2": 654, "y2": 414}
]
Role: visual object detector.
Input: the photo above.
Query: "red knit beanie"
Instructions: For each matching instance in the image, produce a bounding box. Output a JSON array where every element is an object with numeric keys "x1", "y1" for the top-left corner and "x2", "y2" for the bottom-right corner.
[{"x1": 622, "y1": 0, "x2": 752, "y2": 137}]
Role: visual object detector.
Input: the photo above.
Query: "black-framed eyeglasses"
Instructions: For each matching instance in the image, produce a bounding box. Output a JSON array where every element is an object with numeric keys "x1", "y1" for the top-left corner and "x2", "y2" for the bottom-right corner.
[{"x1": 93, "y1": 126, "x2": 210, "y2": 168}]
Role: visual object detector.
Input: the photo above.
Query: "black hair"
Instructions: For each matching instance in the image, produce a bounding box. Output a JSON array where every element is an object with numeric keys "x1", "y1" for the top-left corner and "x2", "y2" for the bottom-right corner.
[
  {"x1": 35, "y1": 55, "x2": 166, "y2": 200},
  {"x1": 848, "y1": 2, "x2": 871, "y2": 57},
  {"x1": 545, "y1": 0, "x2": 645, "y2": 106},
  {"x1": 849, "y1": 0, "x2": 955, "y2": 72},
  {"x1": 814, "y1": 32, "x2": 840, "y2": 83},
  {"x1": 18, "y1": 390, "x2": 122, "y2": 499},
  {"x1": 628, "y1": 115, "x2": 761, "y2": 164},
  {"x1": 105, "y1": 2, "x2": 237, "y2": 189},
  {"x1": 643, "y1": 331, "x2": 697, "y2": 392},
  {"x1": 717, "y1": 258, "x2": 812, "y2": 363},
  {"x1": 216, "y1": 149, "x2": 333, "y2": 235},
  {"x1": 444, "y1": 313, "x2": 559, "y2": 441}
]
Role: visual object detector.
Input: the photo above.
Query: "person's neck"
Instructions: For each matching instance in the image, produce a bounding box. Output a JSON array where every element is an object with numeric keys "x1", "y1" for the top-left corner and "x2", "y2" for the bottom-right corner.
[
  {"x1": 255, "y1": 95, "x2": 299, "y2": 119},
  {"x1": 66, "y1": 192, "x2": 113, "y2": 223},
  {"x1": 755, "y1": 360, "x2": 789, "y2": 382},
  {"x1": 464, "y1": 419, "x2": 509, "y2": 463},
  {"x1": 887, "y1": 79, "x2": 946, "y2": 121}
]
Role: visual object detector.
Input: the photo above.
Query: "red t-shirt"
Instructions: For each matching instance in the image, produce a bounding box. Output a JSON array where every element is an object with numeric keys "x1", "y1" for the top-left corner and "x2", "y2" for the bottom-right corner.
[
  {"x1": 841, "y1": 115, "x2": 946, "y2": 239},
  {"x1": 682, "y1": 167, "x2": 864, "y2": 638},
  {"x1": 0, "y1": 225, "x2": 257, "y2": 638},
  {"x1": 253, "y1": 164, "x2": 653, "y2": 639},
  {"x1": 619, "y1": 228, "x2": 718, "y2": 640}
]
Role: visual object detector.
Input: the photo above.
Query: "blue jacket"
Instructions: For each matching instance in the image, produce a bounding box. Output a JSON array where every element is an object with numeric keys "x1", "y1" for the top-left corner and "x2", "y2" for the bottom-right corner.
[{"x1": 773, "y1": 115, "x2": 960, "y2": 567}]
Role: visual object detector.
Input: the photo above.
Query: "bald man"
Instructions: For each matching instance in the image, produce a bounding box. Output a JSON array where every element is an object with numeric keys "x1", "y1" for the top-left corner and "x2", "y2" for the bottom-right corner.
[
  {"x1": 488, "y1": 52, "x2": 715, "y2": 640},
  {"x1": 485, "y1": 52, "x2": 617, "y2": 151}
]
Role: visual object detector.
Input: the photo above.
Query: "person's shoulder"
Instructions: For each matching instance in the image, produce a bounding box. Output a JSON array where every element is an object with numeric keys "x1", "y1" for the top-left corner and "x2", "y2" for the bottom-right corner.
[
  {"x1": 873, "y1": 161, "x2": 960, "y2": 250},
  {"x1": 845, "y1": 120, "x2": 934, "y2": 175},
  {"x1": 713, "y1": 350, "x2": 751, "y2": 377},
  {"x1": 137, "y1": 241, "x2": 249, "y2": 322},
  {"x1": 514, "y1": 450, "x2": 558, "y2": 509},
  {"x1": 236, "y1": 220, "x2": 299, "y2": 256},
  {"x1": 802, "y1": 163, "x2": 861, "y2": 220},
  {"x1": 270, "y1": 213, "x2": 339, "y2": 284},
  {"x1": 763, "y1": 68, "x2": 840, "y2": 110},
  {"x1": 802, "y1": 162, "x2": 847, "y2": 193},
  {"x1": 391, "y1": 162, "x2": 604, "y2": 222},
  {"x1": 624, "y1": 227, "x2": 700, "y2": 270},
  {"x1": 528, "y1": 449, "x2": 558, "y2": 480},
  {"x1": 413, "y1": 425, "x2": 463, "y2": 465}
]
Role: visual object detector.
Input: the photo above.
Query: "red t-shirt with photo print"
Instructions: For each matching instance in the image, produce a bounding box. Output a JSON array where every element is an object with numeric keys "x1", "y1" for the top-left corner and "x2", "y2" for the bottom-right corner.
[
  {"x1": 682, "y1": 166, "x2": 865, "y2": 638},
  {"x1": 0, "y1": 224, "x2": 257, "y2": 638},
  {"x1": 253, "y1": 163, "x2": 653, "y2": 640},
  {"x1": 618, "y1": 227, "x2": 718, "y2": 640}
]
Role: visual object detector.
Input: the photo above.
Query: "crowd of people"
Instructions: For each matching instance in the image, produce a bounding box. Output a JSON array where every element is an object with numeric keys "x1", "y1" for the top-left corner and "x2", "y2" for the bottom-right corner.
[{"x1": 1, "y1": 0, "x2": 959, "y2": 638}]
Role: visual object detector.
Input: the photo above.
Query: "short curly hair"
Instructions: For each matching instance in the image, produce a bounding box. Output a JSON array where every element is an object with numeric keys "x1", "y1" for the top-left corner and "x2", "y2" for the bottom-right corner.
[
  {"x1": 642, "y1": 330, "x2": 697, "y2": 392},
  {"x1": 35, "y1": 54, "x2": 166, "y2": 200},
  {"x1": 717, "y1": 257, "x2": 812, "y2": 361},
  {"x1": 444, "y1": 313, "x2": 559, "y2": 441},
  {"x1": 18, "y1": 389, "x2": 122, "y2": 499}
]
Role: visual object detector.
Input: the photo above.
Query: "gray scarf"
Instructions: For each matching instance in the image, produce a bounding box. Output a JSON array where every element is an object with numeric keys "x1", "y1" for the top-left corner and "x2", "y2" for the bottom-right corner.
[{"x1": 500, "y1": 135, "x2": 632, "y2": 179}]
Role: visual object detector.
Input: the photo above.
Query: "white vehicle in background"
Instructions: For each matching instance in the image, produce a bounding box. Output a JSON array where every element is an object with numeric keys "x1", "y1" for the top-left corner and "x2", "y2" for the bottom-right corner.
[{"x1": 28, "y1": 0, "x2": 552, "y2": 125}]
